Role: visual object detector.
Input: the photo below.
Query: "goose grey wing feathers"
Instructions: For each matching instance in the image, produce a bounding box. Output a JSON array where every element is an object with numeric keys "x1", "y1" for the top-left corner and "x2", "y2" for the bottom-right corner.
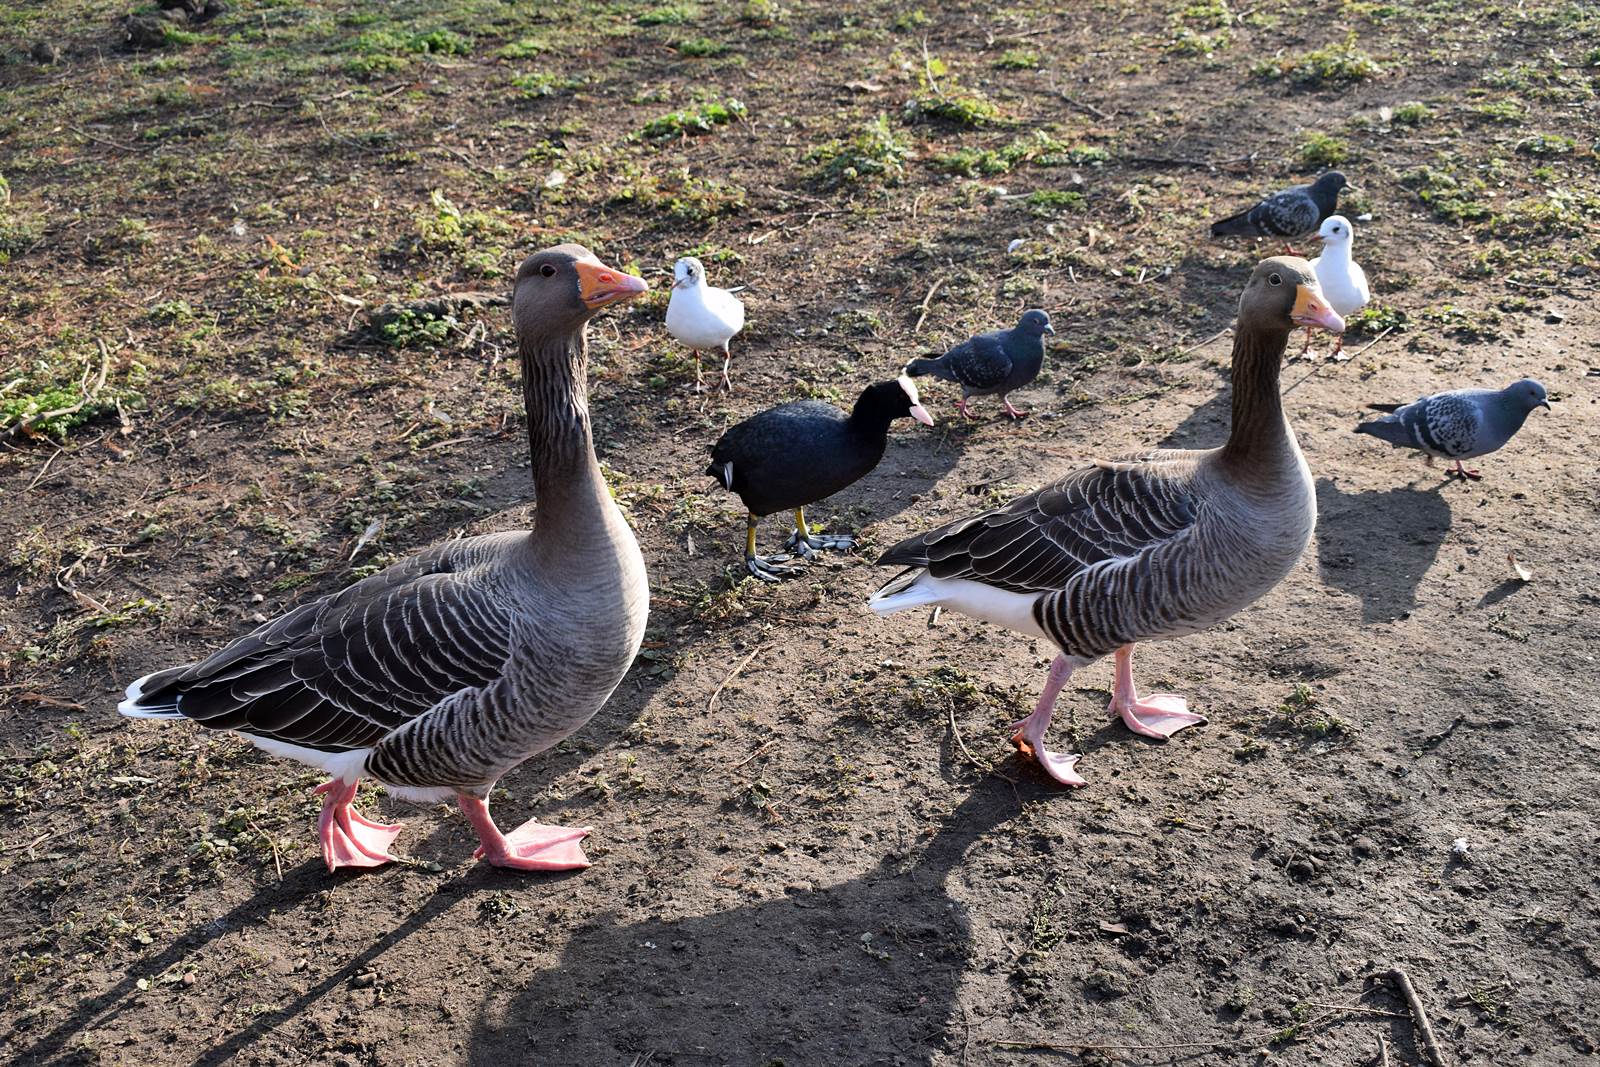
[
  {"x1": 877, "y1": 458, "x2": 1200, "y2": 594},
  {"x1": 129, "y1": 545, "x2": 514, "y2": 751}
]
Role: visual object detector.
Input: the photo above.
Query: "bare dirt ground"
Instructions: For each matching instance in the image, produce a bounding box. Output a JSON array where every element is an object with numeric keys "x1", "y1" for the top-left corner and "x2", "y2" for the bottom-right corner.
[{"x1": 3, "y1": 1, "x2": 1599, "y2": 1064}]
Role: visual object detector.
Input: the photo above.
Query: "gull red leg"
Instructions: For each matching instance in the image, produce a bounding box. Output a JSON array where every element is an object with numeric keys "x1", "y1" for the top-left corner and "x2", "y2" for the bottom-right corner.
[
  {"x1": 720, "y1": 345, "x2": 733, "y2": 392},
  {"x1": 459, "y1": 794, "x2": 592, "y2": 871},
  {"x1": 1009, "y1": 655, "x2": 1087, "y2": 787},
  {"x1": 314, "y1": 779, "x2": 401, "y2": 872},
  {"x1": 1107, "y1": 644, "x2": 1206, "y2": 740}
]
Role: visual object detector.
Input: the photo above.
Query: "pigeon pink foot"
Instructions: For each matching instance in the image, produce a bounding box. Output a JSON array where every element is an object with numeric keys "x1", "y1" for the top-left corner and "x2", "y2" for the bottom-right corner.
[
  {"x1": 1450, "y1": 460, "x2": 1482, "y2": 481},
  {"x1": 955, "y1": 398, "x2": 976, "y2": 420},
  {"x1": 459, "y1": 795, "x2": 592, "y2": 871},
  {"x1": 1108, "y1": 645, "x2": 1206, "y2": 740},
  {"x1": 1009, "y1": 655, "x2": 1087, "y2": 787},
  {"x1": 314, "y1": 779, "x2": 401, "y2": 872},
  {"x1": 1002, "y1": 398, "x2": 1029, "y2": 419}
]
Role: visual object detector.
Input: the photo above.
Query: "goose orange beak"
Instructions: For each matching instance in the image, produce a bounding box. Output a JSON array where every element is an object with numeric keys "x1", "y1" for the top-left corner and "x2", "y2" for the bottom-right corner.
[
  {"x1": 576, "y1": 260, "x2": 649, "y2": 309},
  {"x1": 1292, "y1": 283, "x2": 1344, "y2": 334}
]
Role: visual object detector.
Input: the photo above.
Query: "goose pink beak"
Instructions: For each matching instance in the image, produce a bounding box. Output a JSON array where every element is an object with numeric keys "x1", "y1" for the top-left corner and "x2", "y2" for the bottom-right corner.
[
  {"x1": 1292, "y1": 283, "x2": 1344, "y2": 334},
  {"x1": 576, "y1": 260, "x2": 649, "y2": 309}
]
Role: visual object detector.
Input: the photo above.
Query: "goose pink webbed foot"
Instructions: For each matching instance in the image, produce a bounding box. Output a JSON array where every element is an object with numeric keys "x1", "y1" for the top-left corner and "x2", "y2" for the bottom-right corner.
[
  {"x1": 459, "y1": 795, "x2": 592, "y2": 871},
  {"x1": 1009, "y1": 655, "x2": 1087, "y2": 787},
  {"x1": 315, "y1": 779, "x2": 401, "y2": 871},
  {"x1": 1108, "y1": 645, "x2": 1207, "y2": 740}
]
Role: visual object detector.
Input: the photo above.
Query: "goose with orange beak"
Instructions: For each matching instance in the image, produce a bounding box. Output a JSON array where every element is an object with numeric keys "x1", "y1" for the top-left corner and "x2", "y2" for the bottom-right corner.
[
  {"x1": 872, "y1": 259, "x2": 1339, "y2": 787},
  {"x1": 121, "y1": 245, "x2": 654, "y2": 873}
]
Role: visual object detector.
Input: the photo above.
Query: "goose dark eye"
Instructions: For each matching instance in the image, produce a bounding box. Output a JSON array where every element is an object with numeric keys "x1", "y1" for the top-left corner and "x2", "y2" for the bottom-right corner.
[
  {"x1": 539, "y1": 263, "x2": 556, "y2": 278},
  {"x1": 1268, "y1": 273, "x2": 1282, "y2": 286}
]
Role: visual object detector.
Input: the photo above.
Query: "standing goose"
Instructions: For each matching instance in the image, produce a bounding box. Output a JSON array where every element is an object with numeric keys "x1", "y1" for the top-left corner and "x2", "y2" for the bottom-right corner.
[
  {"x1": 120, "y1": 244, "x2": 651, "y2": 872},
  {"x1": 869, "y1": 258, "x2": 1342, "y2": 786}
]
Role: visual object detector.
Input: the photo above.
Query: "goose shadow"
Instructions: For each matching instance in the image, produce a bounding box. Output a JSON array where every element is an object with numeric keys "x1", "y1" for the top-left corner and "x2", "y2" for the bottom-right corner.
[
  {"x1": 467, "y1": 781, "x2": 1018, "y2": 1066},
  {"x1": 1314, "y1": 477, "x2": 1453, "y2": 624}
]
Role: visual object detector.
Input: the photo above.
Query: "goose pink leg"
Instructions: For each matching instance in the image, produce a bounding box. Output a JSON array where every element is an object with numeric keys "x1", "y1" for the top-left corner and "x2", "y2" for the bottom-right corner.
[
  {"x1": 1009, "y1": 655, "x2": 1087, "y2": 787},
  {"x1": 459, "y1": 796, "x2": 592, "y2": 871},
  {"x1": 314, "y1": 779, "x2": 401, "y2": 872},
  {"x1": 1108, "y1": 644, "x2": 1207, "y2": 740}
]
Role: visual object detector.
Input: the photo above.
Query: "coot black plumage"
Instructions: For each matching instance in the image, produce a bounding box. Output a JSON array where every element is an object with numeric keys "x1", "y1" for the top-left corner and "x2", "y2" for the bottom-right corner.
[{"x1": 707, "y1": 377, "x2": 935, "y2": 581}]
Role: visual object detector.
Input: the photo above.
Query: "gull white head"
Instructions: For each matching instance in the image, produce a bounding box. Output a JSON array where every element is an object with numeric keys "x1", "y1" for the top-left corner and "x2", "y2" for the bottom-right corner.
[
  {"x1": 898, "y1": 374, "x2": 935, "y2": 426},
  {"x1": 1314, "y1": 215, "x2": 1355, "y2": 248},
  {"x1": 672, "y1": 256, "x2": 706, "y2": 290}
]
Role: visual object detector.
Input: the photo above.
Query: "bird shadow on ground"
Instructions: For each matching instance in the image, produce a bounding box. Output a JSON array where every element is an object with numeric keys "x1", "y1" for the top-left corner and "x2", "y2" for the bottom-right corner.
[
  {"x1": 1314, "y1": 477, "x2": 1453, "y2": 624},
  {"x1": 15, "y1": 860, "x2": 536, "y2": 1067},
  {"x1": 467, "y1": 780, "x2": 1019, "y2": 1066}
]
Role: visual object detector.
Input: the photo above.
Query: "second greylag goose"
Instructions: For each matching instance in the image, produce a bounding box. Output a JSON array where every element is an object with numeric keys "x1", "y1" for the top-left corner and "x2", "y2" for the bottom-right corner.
[
  {"x1": 870, "y1": 258, "x2": 1343, "y2": 786},
  {"x1": 120, "y1": 244, "x2": 651, "y2": 872}
]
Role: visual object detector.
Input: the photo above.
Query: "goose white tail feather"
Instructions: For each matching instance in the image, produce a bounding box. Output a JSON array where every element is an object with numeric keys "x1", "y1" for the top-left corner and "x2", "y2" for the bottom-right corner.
[
  {"x1": 869, "y1": 571, "x2": 1050, "y2": 640},
  {"x1": 118, "y1": 671, "x2": 181, "y2": 718},
  {"x1": 250, "y1": 738, "x2": 371, "y2": 782}
]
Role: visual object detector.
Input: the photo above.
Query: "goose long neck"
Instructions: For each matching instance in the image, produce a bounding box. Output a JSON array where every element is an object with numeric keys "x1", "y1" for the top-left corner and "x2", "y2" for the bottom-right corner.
[
  {"x1": 521, "y1": 327, "x2": 611, "y2": 538},
  {"x1": 1219, "y1": 322, "x2": 1293, "y2": 468}
]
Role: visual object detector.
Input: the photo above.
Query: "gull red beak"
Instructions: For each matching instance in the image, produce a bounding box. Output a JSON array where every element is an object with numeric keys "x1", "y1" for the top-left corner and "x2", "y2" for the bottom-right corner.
[
  {"x1": 576, "y1": 260, "x2": 648, "y2": 309},
  {"x1": 1292, "y1": 283, "x2": 1344, "y2": 334}
]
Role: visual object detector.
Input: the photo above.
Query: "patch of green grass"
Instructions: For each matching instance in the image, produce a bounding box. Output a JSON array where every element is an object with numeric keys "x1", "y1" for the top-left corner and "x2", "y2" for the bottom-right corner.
[
  {"x1": 148, "y1": 300, "x2": 196, "y2": 325},
  {"x1": 905, "y1": 55, "x2": 1003, "y2": 127},
  {"x1": 1346, "y1": 303, "x2": 1406, "y2": 333},
  {"x1": 372, "y1": 308, "x2": 455, "y2": 348},
  {"x1": 1390, "y1": 100, "x2": 1432, "y2": 125},
  {"x1": 510, "y1": 71, "x2": 581, "y2": 98},
  {"x1": 414, "y1": 190, "x2": 512, "y2": 255},
  {"x1": 996, "y1": 48, "x2": 1041, "y2": 69},
  {"x1": 806, "y1": 115, "x2": 911, "y2": 187},
  {"x1": 1402, "y1": 165, "x2": 1489, "y2": 222},
  {"x1": 639, "y1": 98, "x2": 747, "y2": 139},
  {"x1": 1177, "y1": 0, "x2": 1233, "y2": 28},
  {"x1": 638, "y1": 3, "x2": 698, "y2": 25},
  {"x1": 609, "y1": 169, "x2": 746, "y2": 222},
  {"x1": 740, "y1": 0, "x2": 784, "y2": 25},
  {"x1": 1515, "y1": 132, "x2": 1575, "y2": 156},
  {"x1": 891, "y1": 8, "x2": 930, "y2": 31},
  {"x1": 1491, "y1": 189, "x2": 1600, "y2": 240},
  {"x1": 1167, "y1": 29, "x2": 1229, "y2": 56},
  {"x1": 675, "y1": 37, "x2": 729, "y2": 57},
  {"x1": 1297, "y1": 131, "x2": 1349, "y2": 166},
  {"x1": 1026, "y1": 189, "x2": 1086, "y2": 215},
  {"x1": 1254, "y1": 35, "x2": 1381, "y2": 86},
  {"x1": 1472, "y1": 99, "x2": 1525, "y2": 123},
  {"x1": 497, "y1": 36, "x2": 550, "y2": 59}
]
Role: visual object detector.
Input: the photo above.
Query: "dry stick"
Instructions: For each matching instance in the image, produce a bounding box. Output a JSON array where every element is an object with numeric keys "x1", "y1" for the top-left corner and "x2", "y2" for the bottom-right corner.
[
  {"x1": 947, "y1": 705, "x2": 993, "y2": 774},
  {"x1": 1389, "y1": 967, "x2": 1447, "y2": 1067},
  {"x1": 913, "y1": 279, "x2": 945, "y2": 334},
  {"x1": 1378, "y1": 1034, "x2": 1393, "y2": 1067},
  {"x1": 1175, "y1": 326, "x2": 1231, "y2": 360},
  {"x1": 245, "y1": 814, "x2": 284, "y2": 881},
  {"x1": 729, "y1": 740, "x2": 774, "y2": 770},
  {"x1": 1281, "y1": 325, "x2": 1396, "y2": 397},
  {"x1": 706, "y1": 646, "x2": 762, "y2": 715}
]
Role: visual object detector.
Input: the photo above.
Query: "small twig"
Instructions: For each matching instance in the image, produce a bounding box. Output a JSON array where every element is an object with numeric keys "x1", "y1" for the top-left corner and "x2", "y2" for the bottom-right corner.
[
  {"x1": 1058, "y1": 91, "x2": 1109, "y2": 120},
  {"x1": 1175, "y1": 326, "x2": 1230, "y2": 359},
  {"x1": 919, "y1": 37, "x2": 941, "y2": 95},
  {"x1": 1377, "y1": 1034, "x2": 1392, "y2": 1067},
  {"x1": 948, "y1": 705, "x2": 993, "y2": 774},
  {"x1": 1388, "y1": 967, "x2": 1447, "y2": 1067},
  {"x1": 245, "y1": 814, "x2": 284, "y2": 880},
  {"x1": 26, "y1": 447, "x2": 63, "y2": 490},
  {"x1": 71, "y1": 125, "x2": 146, "y2": 153},
  {"x1": 1, "y1": 339, "x2": 112, "y2": 443},
  {"x1": 729, "y1": 740, "x2": 774, "y2": 770},
  {"x1": 706, "y1": 646, "x2": 762, "y2": 715},
  {"x1": 1282, "y1": 325, "x2": 1395, "y2": 396},
  {"x1": 913, "y1": 278, "x2": 945, "y2": 334}
]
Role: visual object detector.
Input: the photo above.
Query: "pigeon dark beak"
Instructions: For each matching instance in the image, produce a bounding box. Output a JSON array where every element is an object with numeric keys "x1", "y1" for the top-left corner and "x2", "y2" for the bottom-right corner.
[
  {"x1": 577, "y1": 260, "x2": 648, "y2": 309},
  {"x1": 1044, "y1": 324, "x2": 1057, "y2": 335},
  {"x1": 1291, "y1": 283, "x2": 1344, "y2": 334},
  {"x1": 1539, "y1": 399, "x2": 1551, "y2": 410},
  {"x1": 910, "y1": 403, "x2": 935, "y2": 427}
]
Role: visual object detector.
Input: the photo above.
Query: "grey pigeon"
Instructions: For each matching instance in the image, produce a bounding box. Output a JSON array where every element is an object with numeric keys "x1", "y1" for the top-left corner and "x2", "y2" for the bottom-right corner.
[
  {"x1": 904, "y1": 309, "x2": 1054, "y2": 419},
  {"x1": 1354, "y1": 378, "x2": 1549, "y2": 479},
  {"x1": 1211, "y1": 171, "x2": 1348, "y2": 243}
]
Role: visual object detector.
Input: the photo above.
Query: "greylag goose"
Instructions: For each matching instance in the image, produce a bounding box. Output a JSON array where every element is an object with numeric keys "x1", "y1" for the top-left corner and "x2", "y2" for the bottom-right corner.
[
  {"x1": 870, "y1": 258, "x2": 1343, "y2": 786},
  {"x1": 665, "y1": 255, "x2": 745, "y2": 392},
  {"x1": 120, "y1": 244, "x2": 651, "y2": 871},
  {"x1": 707, "y1": 377, "x2": 934, "y2": 581},
  {"x1": 904, "y1": 309, "x2": 1054, "y2": 420},
  {"x1": 1355, "y1": 378, "x2": 1549, "y2": 480}
]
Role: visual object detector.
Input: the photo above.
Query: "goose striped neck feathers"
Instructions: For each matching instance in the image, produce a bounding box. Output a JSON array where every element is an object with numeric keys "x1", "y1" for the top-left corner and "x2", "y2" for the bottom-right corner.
[
  {"x1": 1220, "y1": 257, "x2": 1342, "y2": 472},
  {"x1": 511, "y1": 245, "x2": 647, "y2": 540}
]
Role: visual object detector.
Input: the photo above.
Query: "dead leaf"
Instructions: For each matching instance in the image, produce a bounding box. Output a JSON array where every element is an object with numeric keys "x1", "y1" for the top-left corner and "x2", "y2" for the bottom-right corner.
[
  {"x1": 1507, "y1": 553, "x2": 1533, "y2": 582},
  {"x1": 844, "y1": 80, "x2": 885, "y2": 93}
]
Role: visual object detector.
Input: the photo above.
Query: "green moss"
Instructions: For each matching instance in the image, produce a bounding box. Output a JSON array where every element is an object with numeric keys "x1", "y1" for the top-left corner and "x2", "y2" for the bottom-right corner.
[
  {"x1": 1298, "y1": 132, "x2": 1350, "y2": 166},
  {"x1": 1515, "y1": 133, "x2": 1575, "y2": 156},
  {"x1": 1402, "y1": 165, "x2": 1489, "y2": 222},
  {"x1": 510, "y1": 71, "x2": 580, "y2": 98},
  {"x1": 1390, "y1": 100, "x2": 1432, "y2": 125},
  {"x1": 1026, "y1": 189, "x2": 1086, "y2": 215},
  {"x1": 1254, "y1": 35, "x2": 1381, "y2": 85},
  {"x1": 675, "y1": 37, "x2": 728, "y2": 57},
  {"x1": 1472, "y1": 99, "x2": 1525, "y2": 123},
  {"x1": 638, "y1": 3, "x2": 698, "y2": 25},
  {"x1": 639, "y1": 98, "x2": 746, "y2": 139},
  {"x1": 996, "y1": 48, "x2": 1041, "y2": 69},
  {"x1": 905, "y1": 55, "x2": 1003, "y2": 127},
  {"x1": 1167, "y1": 29, "x2": 1229, "y2": 56},
  {"x1": 806, "y1": 115, "x2": 911, "y2": 187}
]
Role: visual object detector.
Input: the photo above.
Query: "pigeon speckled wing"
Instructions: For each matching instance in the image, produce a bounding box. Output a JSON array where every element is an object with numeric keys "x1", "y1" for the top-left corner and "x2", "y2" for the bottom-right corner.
[
  {"x1": 1412, "y1": 393, "x2": 1480, "y2": 457},
  {"x1": 948, "y1": 336, "x2": 1013, "y2": 391},
  {"x1": 1260, "y1": 190, "x2": 1321, "y2": 238}
]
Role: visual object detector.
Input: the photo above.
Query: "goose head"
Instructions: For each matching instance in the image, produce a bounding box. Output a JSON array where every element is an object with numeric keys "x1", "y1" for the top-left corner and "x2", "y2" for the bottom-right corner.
[
  {"x1": 1240, "y1": 257, "x2": 1344, "y2": 337},
  {"x1": 671, "y1": 256, "x2": 706, "y2": 291},
  {"x1": 513, "y1": 244, "x2": 648, "y2": 338}
]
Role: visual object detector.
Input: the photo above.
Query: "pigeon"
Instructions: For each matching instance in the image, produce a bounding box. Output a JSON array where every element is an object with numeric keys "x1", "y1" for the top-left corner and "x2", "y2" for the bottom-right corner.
[
  {"x1": 1354, "y1": 379, "x2": 1550, "y2": 479},
  {"x1": 665, "y1": 256, "x2": 745, "y2": 391},
  {"x1": 1211, "y1": 171, "x2": 1349, "y2": 248},
  {"x1": 903, "y1": 309, "x2": 1054, "y2": 419},
  {"x1": 1302, "y1": 214, "x2": 1369, "y2": 358}
]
